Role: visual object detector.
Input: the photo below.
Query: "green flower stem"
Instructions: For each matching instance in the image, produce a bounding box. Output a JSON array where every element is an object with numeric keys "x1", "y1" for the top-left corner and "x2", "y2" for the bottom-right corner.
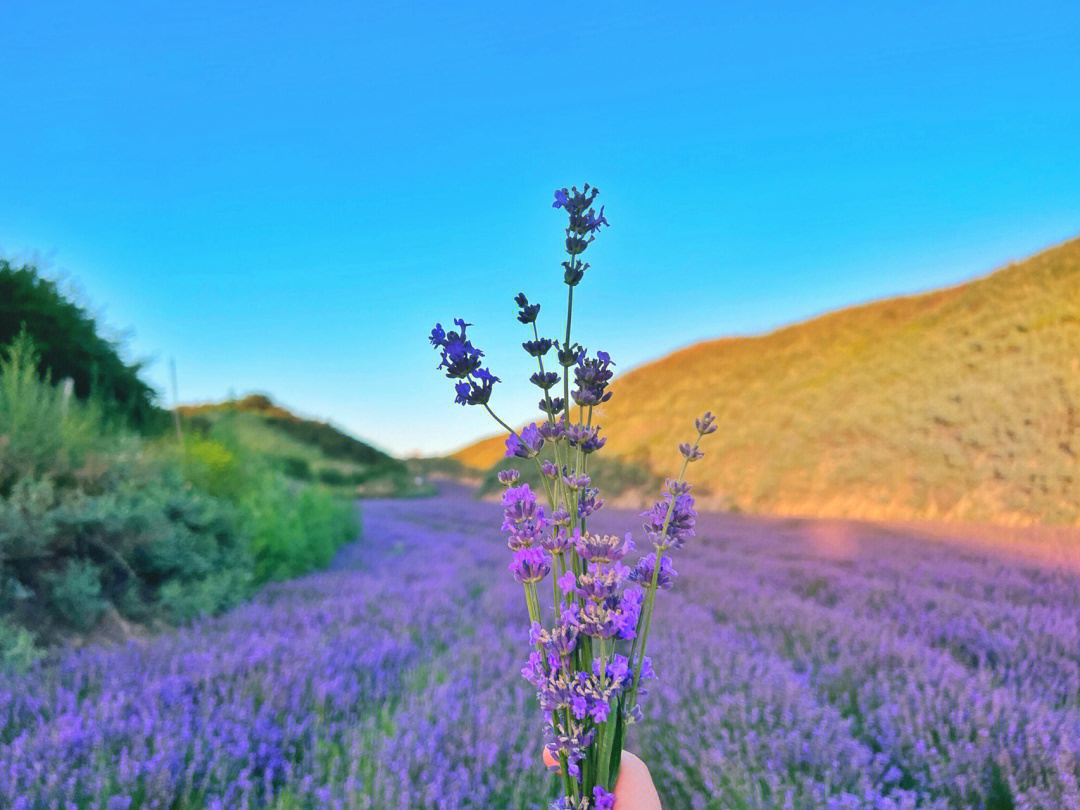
[
  {"x1": 531, "y1": 323, "x2": 573, "y2": 509},
  {"x1": 597, "y1": 705, "x2": 618, "y2": 788},
  {"x1": 482, "y1": 404, "x2": 521, "y2": 443},
  {"x1": 625, "y1": 434, "x2": 702, "y2": 712},
  {"x1": 595, "y1": 632, "x2": 613, "y2": 791},
  {"x1": 524, "y1": 583, "x2": 540, "y2": 626},
  {"x1": 562, "y1": 284, "x2": 574, "y2": 421}
]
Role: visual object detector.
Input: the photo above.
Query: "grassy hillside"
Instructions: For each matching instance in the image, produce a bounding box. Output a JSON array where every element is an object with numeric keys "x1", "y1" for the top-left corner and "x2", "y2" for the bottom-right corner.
[
  {"x1": 454, "y1": 236, "x2": 1080, "y2": 525},
  {"x1": 179, "y1": 395, "x2": 423, "y2": 497}
]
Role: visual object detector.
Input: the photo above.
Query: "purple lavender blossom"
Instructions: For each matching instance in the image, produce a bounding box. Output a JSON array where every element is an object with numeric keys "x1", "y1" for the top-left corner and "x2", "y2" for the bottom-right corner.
[
  {"x1": 562, "y1": 471, "x2": 591, "y2": 490},
  {"x1": 524, "y1": 337, "x2": 553, "y2": 357},
  {"x1": 629, "y1": 554, "x2": 677, "y2": 590},
  {"x1": 425, "y1": 188, "x2": 723, "y2": 805},
  {"x1": 679, "y1": 441, "x2": 704, "y2": 461},
  {"x1": 514, "y1": 292, "x2": 541, "y2": 324},
  {"x1": 695, "y1": 411, "x2": 717, "y2": 434},
  {"x1": 565, "y1": 423, "x2": 606, "y2": 453},
  {"x1": 592, "y1": 786, "x2": 616, "y2": 810},
  {"x1": 576, "y1": 532, "x2": 633, "y2": 565},
  {"x1": 641, "y1": 485, "x2": 697, "y2": 551},
  {"x1": 543, "y1": 527, "x2": 574, "y2": 554},
  {"x1": 537, "y1": 418, "x2": 568, "y2": 442},
  {"x1": 10, "y1": 486, "x2": 1080, "y2": 808},
  {"x1": 550, "y1": 507, "x2": 572, "y2": 528},
  {"x1": 510, "y1": 548, "x2": 552, "y2": 584},
  {"x1": 612, "y1": 587, "x2": 644, "y2": 640},
  {"x1": 454, "y1": 366, "x2": 500, "y2": 406},
  {"x1": 431, "y1": 318, "x2": 501, "y2": 406},
  {"x1": 557, "y1": 569, "x2": 577, "y2": 593},
  {"x1": 505, "y1": 423, "x2": 544, "y2": 458},
  {"x1": 532, "y1": 622, "x2": 579, "y2": 662},
  {"x1": 572, "y1": 564, "x2": 630, "y2": 601},
  {"x1": 502, "y1": 484, "x2": 549, "y2": 549},
  {"x1": 572, "y1": 351, "x2": 615, "y2": 407},
  {"x1": 531, "y1": 371, "x2": 561, "y2": 390},
  {"x1": 555, "y1": 340, "x2": 584, "y2": 368},
  {"x1": 432, "y1": 318, "x2": 483, "y2": 378},
  {"x1": 541, "y1": 395, "x2": 566, "y2": 415},
  {"x1": 577, "y1": 488, "x2": 604, "y2": 519}
]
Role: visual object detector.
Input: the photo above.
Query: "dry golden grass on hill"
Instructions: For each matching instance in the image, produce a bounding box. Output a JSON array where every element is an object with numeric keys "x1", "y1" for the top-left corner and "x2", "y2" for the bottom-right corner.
[{"x1": 454, "y1": 236, "x2": 1080, "y2": 525}]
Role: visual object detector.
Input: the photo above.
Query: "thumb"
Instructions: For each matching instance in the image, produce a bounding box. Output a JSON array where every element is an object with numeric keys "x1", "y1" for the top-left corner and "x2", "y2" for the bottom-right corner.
[
  {"x1": 541, "y1": 749, "x2": 662, "y2": 810},
  {"x1": 611, "y1": 751, "x2": 662, "y2": 810}
]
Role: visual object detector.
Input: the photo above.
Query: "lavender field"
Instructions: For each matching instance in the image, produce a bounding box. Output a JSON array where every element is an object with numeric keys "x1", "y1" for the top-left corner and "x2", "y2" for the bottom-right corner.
[{"x1": 5, "y1": 483, "x2": 1080, "y2": 810}]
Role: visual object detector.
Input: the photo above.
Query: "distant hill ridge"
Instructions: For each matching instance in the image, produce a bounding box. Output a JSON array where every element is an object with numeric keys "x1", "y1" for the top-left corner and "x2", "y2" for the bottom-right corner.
[
  {"x1": 454, "y1": 235, "x2": 1080, "y2": 526},
  {"x1": 179, "y1": 394, "x2": 395, "y2": 468}
]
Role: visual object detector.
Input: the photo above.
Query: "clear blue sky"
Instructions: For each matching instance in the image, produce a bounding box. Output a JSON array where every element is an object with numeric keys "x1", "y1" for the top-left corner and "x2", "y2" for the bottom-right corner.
[{"x1": 2, "y1": 2, "x2": 1079, "y2": 456}]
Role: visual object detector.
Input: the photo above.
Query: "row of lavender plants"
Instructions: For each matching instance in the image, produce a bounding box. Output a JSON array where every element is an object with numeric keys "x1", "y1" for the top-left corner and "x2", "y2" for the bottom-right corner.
[{"x1": 5, "y1": 487, "x2": 1080, "y2": 808}]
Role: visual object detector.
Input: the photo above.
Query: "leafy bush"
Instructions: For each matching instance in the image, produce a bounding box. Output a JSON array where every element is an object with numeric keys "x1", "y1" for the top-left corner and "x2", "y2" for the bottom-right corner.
[
  {"x1": 0, "y1": 282, "x2": 368, "y2": 649},
  {"x1": 179, "y1": 437, "x2": 249, "y2": 500},
  {"x1": 46, "y1": 559, "x2": 106, "y2": 631},
  {"x1": 240, "y1": 477, "x2": 357, "y2": 584},
  {"x1": 0, "y1": 619, "x2": 41, "y2": 674},
  {"x1": 174, "y1": 425, "x2": 357, "y2": 584},
  {"x1": 316, "y1": 467, "x2": 349, "y2": 486},
  {"x1": 0, "y1": 348, "x2": 360, "y2": 647},
  {"x1": 0, "y1": 332, "x2": 112, "y2": 491},
  {"x1": 157, "y1": 568, "x2": 251, "y2": 622},
  {"x1": 277, "y1": 455, "x2": 312, "y2": 480}
]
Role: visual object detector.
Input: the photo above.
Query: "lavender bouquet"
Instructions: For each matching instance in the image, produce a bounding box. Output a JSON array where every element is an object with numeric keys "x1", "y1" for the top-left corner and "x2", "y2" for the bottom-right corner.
[{"x1": 430, "y1": 185, "x2": 714, "y2": 809}]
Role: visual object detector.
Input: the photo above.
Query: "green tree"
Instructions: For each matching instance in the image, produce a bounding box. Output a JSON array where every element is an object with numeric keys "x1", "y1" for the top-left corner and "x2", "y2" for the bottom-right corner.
[{"x1": 0, "y1": 259, "x2": 163, "y2": 429}]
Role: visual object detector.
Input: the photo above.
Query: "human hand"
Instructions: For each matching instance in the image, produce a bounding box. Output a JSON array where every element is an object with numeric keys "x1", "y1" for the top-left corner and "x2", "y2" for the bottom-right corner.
[{"x1": 542, "y1": 749, "x2": 662, "y2": 810}]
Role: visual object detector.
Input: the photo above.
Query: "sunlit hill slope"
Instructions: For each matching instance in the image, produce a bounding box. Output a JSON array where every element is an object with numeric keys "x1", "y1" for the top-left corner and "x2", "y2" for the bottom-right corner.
[{"x1": 454, "y1": 236, "x2": 1080, "y2": 525}]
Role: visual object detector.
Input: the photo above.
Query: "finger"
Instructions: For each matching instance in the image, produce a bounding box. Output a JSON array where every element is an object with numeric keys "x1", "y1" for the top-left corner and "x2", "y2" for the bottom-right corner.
[
  {"x1": 613, "y1": 751, "x2": 662, "y2": 810},
  {"x1": 542, "y1": 747, "x2": 559, "y2": 771}
]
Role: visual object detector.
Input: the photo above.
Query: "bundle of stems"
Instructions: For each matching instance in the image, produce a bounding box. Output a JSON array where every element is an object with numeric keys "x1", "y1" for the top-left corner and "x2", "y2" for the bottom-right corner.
[{"x1": 431, "y1": 186, "x2": 714, "y2": 808}]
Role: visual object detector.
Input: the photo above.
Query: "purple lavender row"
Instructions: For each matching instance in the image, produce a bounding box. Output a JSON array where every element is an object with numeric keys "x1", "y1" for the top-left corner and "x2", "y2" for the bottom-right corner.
[{"x1": 6, "y1": 488, "x2": 1080, "y2": 805}]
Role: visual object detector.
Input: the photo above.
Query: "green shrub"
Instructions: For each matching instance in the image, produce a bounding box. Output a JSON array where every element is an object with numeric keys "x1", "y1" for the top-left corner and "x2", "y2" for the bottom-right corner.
[
  {"x1": 278, "y1": 455, "x2": 312, "y2": 480},
  {"x1": 316, "y1": 467, "x2": 349, "y2": 487},
  {"x1": 0, "y1": 619, "x2": 41, "y2": 674},
  {"x1": 46, "y1": 559, "x2": 106, "y2": 631},
  {"x1": 179, "y1": 437, "x2": 249, "y2": 500},
  {"x1": 0, "y1": 332, "x2": 110, "y2": 490},
  {"x1": 240, "y1": 476, "x2": 357, "y2": 584},
  {"x1": 0, "y1": 325, "x2": 364, "y2": 644},
  {"x1": 0, "y1": 449, "x2": 255, "y2": 637},
  {"x1": 157, "y1": 566, "x2": 251, "y2": 622}
]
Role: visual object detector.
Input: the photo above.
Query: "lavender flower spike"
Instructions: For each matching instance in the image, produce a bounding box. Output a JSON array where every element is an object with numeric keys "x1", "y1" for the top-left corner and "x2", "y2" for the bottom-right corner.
[
  {"x1": 679, "y1": 441, "x2": 704, "y2": 461},
  {"x1": 506, "y1": 423, "x2": 545, "y2": 458},
  {"x1": 510, "y1": 548, "x2": 552, "y2": 584}
]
